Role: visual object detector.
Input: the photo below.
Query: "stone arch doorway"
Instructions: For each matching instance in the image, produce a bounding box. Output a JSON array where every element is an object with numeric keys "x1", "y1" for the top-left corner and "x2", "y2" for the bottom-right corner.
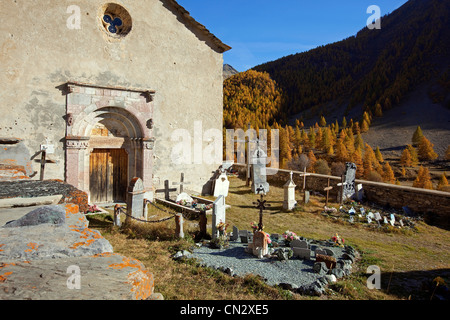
[{"x1": 64, "y1": 82, "x2": 155, "y2": 203}]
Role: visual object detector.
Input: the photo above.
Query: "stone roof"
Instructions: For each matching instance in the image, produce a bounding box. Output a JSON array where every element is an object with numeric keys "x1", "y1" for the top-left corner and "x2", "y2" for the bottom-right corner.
[{"x1": 165, "y1": 0, "x2": 231, "y2": 53}]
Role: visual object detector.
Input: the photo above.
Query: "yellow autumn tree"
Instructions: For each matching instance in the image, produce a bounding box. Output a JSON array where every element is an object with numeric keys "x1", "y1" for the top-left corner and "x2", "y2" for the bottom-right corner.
[
  {"x1": 437, "y1": 172, "x2": 448, "y2": 191},
  {"x1": 418, "y1": 136, "x2": 438, "y2": 161},
  {"x1": 382, "y1": 162, "x2": 395, "y2": 184},
  {"x1": 413, "y1": 166, "x2": 433, "y2": 190},
  {"x1": 400, "y1": 148, "x2": 413, "y2": 167}
]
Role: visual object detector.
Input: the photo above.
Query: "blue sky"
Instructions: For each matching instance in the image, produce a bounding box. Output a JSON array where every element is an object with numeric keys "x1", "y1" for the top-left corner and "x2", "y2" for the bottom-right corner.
[{"x1": 177, "y1": 0, "x2": 409, "y2": 72}]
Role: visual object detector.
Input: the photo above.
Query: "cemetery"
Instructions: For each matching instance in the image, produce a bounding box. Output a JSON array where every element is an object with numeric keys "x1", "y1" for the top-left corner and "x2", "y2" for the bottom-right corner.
[{"x1": 1, "y1": 158, "x2": 449, "y2": 300}]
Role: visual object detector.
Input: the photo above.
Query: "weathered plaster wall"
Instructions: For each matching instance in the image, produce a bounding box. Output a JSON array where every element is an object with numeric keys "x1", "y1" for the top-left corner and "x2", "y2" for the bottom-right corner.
[{"x1": 0, "y1": 0, "x2": 224, "y2": 194}]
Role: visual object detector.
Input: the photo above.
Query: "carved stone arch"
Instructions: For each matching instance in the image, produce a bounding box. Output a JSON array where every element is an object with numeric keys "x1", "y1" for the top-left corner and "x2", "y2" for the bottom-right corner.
[{"x1": 64, "y1": 82, "x2": 155, "y2": 202}]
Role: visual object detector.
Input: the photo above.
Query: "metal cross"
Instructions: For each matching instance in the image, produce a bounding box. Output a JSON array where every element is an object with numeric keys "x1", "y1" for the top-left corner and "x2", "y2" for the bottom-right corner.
[{"x1": 252, "y1": 185, "x2": 271, "y2": 231}]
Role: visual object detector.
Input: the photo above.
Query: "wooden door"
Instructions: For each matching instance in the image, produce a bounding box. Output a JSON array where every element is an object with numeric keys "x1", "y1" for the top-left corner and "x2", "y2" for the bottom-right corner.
[{"x1": 89, "y1": 149, "x2": 128, "y2": 203}]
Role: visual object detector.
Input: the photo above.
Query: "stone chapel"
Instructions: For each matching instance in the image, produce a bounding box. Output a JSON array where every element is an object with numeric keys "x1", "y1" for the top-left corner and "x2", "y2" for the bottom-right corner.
[{"x1": 0, "y1": 0, "x2": 230, "y2": 202}]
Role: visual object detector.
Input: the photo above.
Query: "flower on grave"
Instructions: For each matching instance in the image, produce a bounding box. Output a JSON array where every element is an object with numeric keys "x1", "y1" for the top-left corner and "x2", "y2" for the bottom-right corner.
[
  {"x1": 251, "y1": 221, "x2": 258, "y2": 232},
  {"x1": 282, "y1": 230, "x2": 299, "y2": 245},
  {"x1": 324, "y1": 206, "x2": 337, "y2": 214},
  {"x1": 217, "y1": 221, "x2": 229, "y2": 232},
  {"x1": 265, "y1": 232, "x2": 272, "y2": 244},
  {"x1": 331, "y1": 233, "x2": 345, "y2": 247},
  {"x1": 86, "y1": 204, "x2": 101, "y2": 213}
]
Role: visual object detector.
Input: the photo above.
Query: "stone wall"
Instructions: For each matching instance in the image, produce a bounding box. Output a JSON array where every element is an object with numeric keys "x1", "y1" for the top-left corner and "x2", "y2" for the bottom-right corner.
[{"x1": 233, "y1": 164, "x2": 450, "y2": 230}]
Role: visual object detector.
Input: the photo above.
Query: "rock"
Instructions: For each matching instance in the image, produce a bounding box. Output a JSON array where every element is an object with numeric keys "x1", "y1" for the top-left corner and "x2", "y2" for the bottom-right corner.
[
  {"x1": 330, "y1": 268, "x2": 345, "y2": 279},
  {"x1": 342, "y1": 253, "x2": 355, "y2": 263},
  {"x1": 323, "y1": 274, "x2": 337, "y2": 284},
  {"x1": 172, "y1": 250, "x2": 192, "y2": 261},
  {"x1": 3, "y1": 205, "x2": 66, "y2": 228},
  {"x1": 313, "y1": 262, "x2": 329, "y2": 275}
]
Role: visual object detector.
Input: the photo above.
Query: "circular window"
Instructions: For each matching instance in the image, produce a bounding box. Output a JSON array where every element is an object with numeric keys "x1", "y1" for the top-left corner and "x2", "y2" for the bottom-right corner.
[{"x1": 100, "y1": 3, "x2": 132, "y2": 39}]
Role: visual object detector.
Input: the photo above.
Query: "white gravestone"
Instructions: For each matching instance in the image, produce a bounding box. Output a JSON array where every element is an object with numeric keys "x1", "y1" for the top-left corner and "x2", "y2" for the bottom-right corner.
[
  {"x1": 127, "y1": 177, "x2": 145, "y2": 219},
  {"x1": 283, "y1": 172, "x2": 297, "y2": 211},
  {"x1": 212, "y1": 195, "x2": 226, "y2": 241},
  {"x1": 213, "y1": 173, "x2": 230, "y2": 198}
]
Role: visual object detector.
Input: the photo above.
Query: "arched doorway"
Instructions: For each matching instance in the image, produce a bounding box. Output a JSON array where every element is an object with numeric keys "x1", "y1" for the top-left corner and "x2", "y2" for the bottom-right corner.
[{"x1": 65, "y1": 82, "x2": 155, "y2": 203}]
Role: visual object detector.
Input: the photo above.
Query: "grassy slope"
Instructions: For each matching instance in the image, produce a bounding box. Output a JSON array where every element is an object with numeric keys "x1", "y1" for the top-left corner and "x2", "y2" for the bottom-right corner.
[{"x1": 89, "y1": 177, "x2": 450, "y2": 300}]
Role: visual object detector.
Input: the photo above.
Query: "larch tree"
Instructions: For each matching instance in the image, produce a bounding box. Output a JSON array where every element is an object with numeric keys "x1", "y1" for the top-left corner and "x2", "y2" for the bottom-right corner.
[
  {"x1": 418, "y1": 136, "x2": 438, "y2": 161},
  {"x1": 375, "y1": 146, "x2": 384, "y2": 163},
  {"x1": 413, "y1": 166, "x2": 433, "y2": 190},
  {"x1": 437, "y1": 172, "x2": 448, "y2": 191},
  {"x1": 400, "y1": 148, "x2": 413, "y2": 167},
  {"x1": 412, "y1": 126, "x2": 424, "y2": 146},
  {"x1": 382, "y1": 162, "x2": 395, "y2": 184}
]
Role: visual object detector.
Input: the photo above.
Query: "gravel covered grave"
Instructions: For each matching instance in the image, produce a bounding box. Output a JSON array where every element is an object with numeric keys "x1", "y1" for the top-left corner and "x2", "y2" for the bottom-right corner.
[{"x1": 176, "y1": 236, "x2": 358, "y2": 296}]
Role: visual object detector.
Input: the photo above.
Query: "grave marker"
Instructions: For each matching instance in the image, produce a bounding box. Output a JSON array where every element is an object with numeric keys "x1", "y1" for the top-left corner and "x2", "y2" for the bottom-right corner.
[
  {"x1": 252, "y1": 231, "x2": 269, "y2": 257},
  {"x1": 172, "y1": 173, "x2": 191, "y2": 194},
  {"x1": 323, "y1": 178, "x2": 333, "y2": 206},
  {"x1": 127, "y1": 177, "x2": 145, "y2": 220},
  {"x1": 155, "y1": 180, "x2": 177, "y2": 201},
  {"x1": 212, "y1": 195, "x2": 226, "y2": 241},
  {"x1": 230, "y1": 226, "x2": 239, "y2": 241},
  {"x1": 213, "y1": 172, "x2": 230, "y2": 198},
  {"x1": 175, "y1": 213, "x2": 184, "y2": 238},
  {"x1": 390, "y1": 213, "x2": 395, "y2": 226},
  {"x1": 251, "y1": 145, "x2": 270, "y2": 195},
  {"x1": 283, "y1": 172, "x2": 297, "y2": 211}
]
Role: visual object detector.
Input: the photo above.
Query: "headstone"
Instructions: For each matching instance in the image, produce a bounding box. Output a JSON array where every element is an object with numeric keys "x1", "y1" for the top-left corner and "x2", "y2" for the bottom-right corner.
[
  {"x1": 251, "y1": 147, "x2": 270, "y2": 194},
  {"x1": 212, "y1": 195, "x2": 226, "y2": 241},
  {"x1": 304, "y1": 190, "x2": 310, "y2": 204},
  {"x1": 175, "y1": 213, "x2": 184, "y2": 238},
  {"x1": 114, "y1": 204, "x2": 122, "y2": 227},
  {"x1": 390, "y1": 213, "x2": 395, "y2": 226},
  {"x1": 355, "y1": 183, "x2": 364, "y2": 201},
  {"x1": 230, "y1": 226, "x2": 239, "y2": 241},
  {"x1": 383, "y1": 216, "x2": 388, "y2": 224},
  {"x1": 127, "y1": 177, "x2": 145, "y2": 219},
  {"x1": 367, "y1": 215, "x2": 372, "y2": 224},
  {"x1": 342, "y1": 162, "x2": 357, "y2": 200},
  {"x1": 293, "y1": 247, "x2": 311, "y2": 260},
  {"x1": 213, "y1": 173, "x2": 230, "y2": 198},
  {"x1": 374, "y1": 212, "x2": 382, "y2": 221},
  {"x1": 399, "y1": 219, "x2": 404, "y2": 227},
  {"x1": 290, "y1": 239, "x2": 308, "y2": 249},
  {"x1": 252, "y1": 231, "x2": 269, "y2": 257},
  {"x1": 239, "y1": 230, "x2": 252, "y2": 243},
  {"x1": 349, "y1": 215, "x2": 354, "y2": 223},
  {"x1": 315, "y1": 248, "x2": 327, "y2": 257},
  {"x1": 283, "y1": 172, "x2": 297, "y2": 211},
  {"x1": 323, "y1": 248, "x2": 335, "y2": 257},
  {"x1": 348, "y1": 207, "x2": 356, "y2": 215}
]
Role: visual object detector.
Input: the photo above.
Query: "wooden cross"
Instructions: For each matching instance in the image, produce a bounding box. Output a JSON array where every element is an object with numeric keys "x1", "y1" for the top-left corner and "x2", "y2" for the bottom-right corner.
[
  {"x1": 155, "y1": 180, "x2": 177, "y2": 201},
  {"x1": 323, "y1": 178, "x2": 333, "y2": 206},
  {"x1": 299, "y1": 167, "x2": 311, "y2": 190},
  {"x1": 252, "y1": 190, "x2": 271, "y2": 231},
  {"x1": 172, "y1": 173, "x2": 191, "y2": 194}
]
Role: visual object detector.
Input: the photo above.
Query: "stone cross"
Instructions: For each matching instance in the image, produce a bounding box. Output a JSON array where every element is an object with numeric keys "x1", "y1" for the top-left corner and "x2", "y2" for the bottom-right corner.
[
  {"x1": 251, "y1": 144, "x2": 270, "y2": 195},
  {"x1": 172, "y1": 173, "x2": 191, "y2": 194},
  {"x1": 299, "y1": 168, "x2": 312, "y2": 204},
  {"x1": 212, "y1": 195, "x2": 226, "y2": 241},
  {"x1": 127, "y1": 177, "x2": 146, "y2": 220}
]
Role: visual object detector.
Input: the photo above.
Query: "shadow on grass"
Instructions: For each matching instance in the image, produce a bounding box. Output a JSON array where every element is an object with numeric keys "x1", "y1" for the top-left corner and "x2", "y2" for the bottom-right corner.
[{"x1": 373, "y1": 268, "x2": 450, "y2": 300}]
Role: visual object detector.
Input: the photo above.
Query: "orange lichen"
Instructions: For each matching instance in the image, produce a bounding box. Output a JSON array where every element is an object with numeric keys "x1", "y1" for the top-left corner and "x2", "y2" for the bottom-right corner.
[
  {"x1": 69, "y1": 227, "x2": 103, "y2": 249},
  {"x1": 24, "y1": 243, "x2": 39, "y2": 253},
  {"x1": 0, "y1": 271, "x2": 13, "y2": 283},
  {"x1": 0, "y1": 244, "x2": 5, "y2": 252},
  {"x1": 108, "y1": 256, "x2": 154, "y2": 300}
]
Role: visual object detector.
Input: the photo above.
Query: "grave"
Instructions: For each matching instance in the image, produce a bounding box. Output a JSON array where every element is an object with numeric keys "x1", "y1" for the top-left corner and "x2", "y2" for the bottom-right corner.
[
  {"x1": 127, "y1": 177, "x2": 146, "y2": 220},
  {"x1": 212, "y1": 195, "x2": 226, "y2": 241},
  {"x1": 283, "y1": 172, "x2": 297, "y2": 211},
  {"x1": 251, "y1": 231, "x2": 269, "y2": 258},
  {"x1": 251, "y1": 146, "x2": 270, "y2": 195},
  {"x1": 213, "y1": 172, "x2": 230, "y2": 198}
]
